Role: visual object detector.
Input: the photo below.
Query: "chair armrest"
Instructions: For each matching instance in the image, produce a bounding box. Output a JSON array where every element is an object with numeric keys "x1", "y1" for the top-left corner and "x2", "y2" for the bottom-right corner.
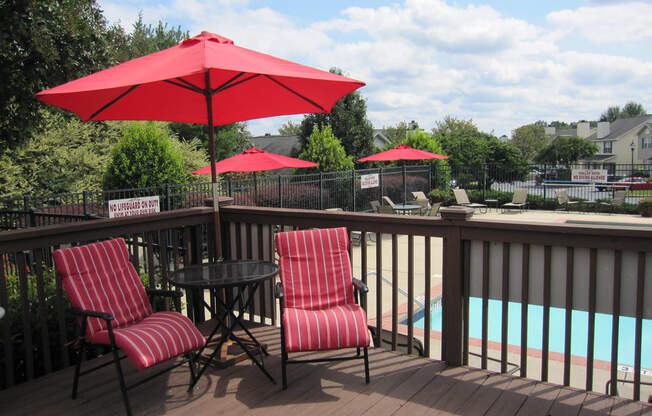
[
  {"x1": 72, "y1": 307, "x2": 114, "y2": 322},
  {"x1": 275, "y1": 282, "x2": 284, "y2": 299},
  {"x1": 145, "y1": 288, "x2": 183, "y2": 299},
  {"x1": 352, "y1": 278, "x2": 368, "y2": 293}
]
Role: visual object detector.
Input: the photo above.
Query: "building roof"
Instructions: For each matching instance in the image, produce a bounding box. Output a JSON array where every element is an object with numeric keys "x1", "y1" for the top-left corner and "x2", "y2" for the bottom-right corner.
[
  {"x1": 582, "y1": 154, "x2": 616, "y2": 162},
  {"x1": 251, "y1": 134, "x2": 302, "y2": 157},
  {"x1": 595, "y1": 115, "x2": 652, "y2": 142}
]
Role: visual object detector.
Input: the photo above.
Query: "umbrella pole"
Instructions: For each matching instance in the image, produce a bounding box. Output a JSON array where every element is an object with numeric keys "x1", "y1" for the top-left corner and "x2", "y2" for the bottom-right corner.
[
  {"x1": 403, "y1": 162, "x2": 407, "y2": 205},
  {"x1": 205, "y1": 71, "x2": 223, "y2": 260}
]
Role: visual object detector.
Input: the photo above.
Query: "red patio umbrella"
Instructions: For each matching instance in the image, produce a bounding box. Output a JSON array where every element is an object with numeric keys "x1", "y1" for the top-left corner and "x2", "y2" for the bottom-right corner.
[
  {"x1": 36, "y1": 31, "x2": 364, "y2": 257},
  {"x1": 358, "y1": 144, "x2": 448, "y2": 204},
  {"x1": 191, "y1": 147, "x2": 317, "y2": 175}
]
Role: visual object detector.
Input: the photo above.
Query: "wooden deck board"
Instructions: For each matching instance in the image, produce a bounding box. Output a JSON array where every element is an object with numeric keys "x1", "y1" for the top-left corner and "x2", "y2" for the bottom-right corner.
[{"x1": 1, "y1": 323, "x2": 650, "y2": 416}]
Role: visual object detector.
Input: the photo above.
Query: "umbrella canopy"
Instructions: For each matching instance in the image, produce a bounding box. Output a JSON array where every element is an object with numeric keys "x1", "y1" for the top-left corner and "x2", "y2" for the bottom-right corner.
[
  {"x1": 358, "y1": 144, "x2": 448, "y2": 205},
  {"x1": 36, "y1": 31, "x2": 364, "y2": 182},
  {"x1": 192, "y1": 147, "x2": 317, "y2": 175},
  {"x1": 358, "y1": 144, "x2": 448, "y2": 162},
  {"x1": 36, "y1": 32, "x2": 364, "y2": 259}
]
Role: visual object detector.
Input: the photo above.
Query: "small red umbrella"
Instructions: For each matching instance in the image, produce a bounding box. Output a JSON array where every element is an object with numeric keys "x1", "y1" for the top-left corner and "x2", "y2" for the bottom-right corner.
[
  {"x1": 191, "y1": 147, "x2": 317, "y2": 175},
  {"x1": 37, "y1": 31, "x2": 364, "y2": 258},
  {"x1": 357, "y1": 144, "x2": 448, "y2": 162},
  {"x1": 358, "y1": 144, "x2": 448, "y2": 204}
]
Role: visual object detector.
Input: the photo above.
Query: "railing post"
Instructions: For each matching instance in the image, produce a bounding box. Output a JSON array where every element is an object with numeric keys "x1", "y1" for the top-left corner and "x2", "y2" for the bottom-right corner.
[
  {"x1": 319, "y1": 172, "x2": 324, "y2": 210},
  {"x1": 440, "y1": 206, "x2": 473, "y2": 366},
  {"x1": 82, "y1": 191, "x2": 89, "y2": 216},
  {"x1": 351, "y1": 169, "x2": 356, "y2": 212},
  {"x1": 23, "y1": 196, "x2": 31, "y2": 228}
]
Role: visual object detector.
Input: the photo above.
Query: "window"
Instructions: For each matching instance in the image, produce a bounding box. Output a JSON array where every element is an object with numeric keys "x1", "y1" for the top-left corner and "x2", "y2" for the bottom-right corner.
[
  {"x1": 603, "y1": 141, "x2": 613, "y2": 153},
  {"x1": 643, "y1": 137, "x2": 652, "y2": 149}
]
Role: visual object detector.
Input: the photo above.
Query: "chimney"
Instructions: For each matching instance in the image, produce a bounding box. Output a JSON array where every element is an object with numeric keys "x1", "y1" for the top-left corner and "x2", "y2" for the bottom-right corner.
[
  {"x1": 576, "y1": 122, "x2": 590, "y2": 138},
  {"x1": 597, "y1": 121, "x2": 610, "y2": 139}
]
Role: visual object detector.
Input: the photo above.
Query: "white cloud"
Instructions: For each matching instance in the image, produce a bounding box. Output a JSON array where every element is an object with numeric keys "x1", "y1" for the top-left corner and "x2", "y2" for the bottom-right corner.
[
  {"x1": 547, "y1": 2, "x2": 652, "y2": 43},
  {"x1": 103, "y1": 0, "x2": 651, "y2": 138}
]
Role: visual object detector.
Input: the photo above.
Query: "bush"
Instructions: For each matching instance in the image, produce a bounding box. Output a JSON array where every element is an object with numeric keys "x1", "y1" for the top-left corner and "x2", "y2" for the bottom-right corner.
[
  {"x1": 103, "y1": 122, "x2": 188, "y2": 190},
  {"x1": 638, "y1": 198, "x2": 652, "y2": 217},
  {"x1": 429, "y1": 188, "x2": 454, "y2": 205}
]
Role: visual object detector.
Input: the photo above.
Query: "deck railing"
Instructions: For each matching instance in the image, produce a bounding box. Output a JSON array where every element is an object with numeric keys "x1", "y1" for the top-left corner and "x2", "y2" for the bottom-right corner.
[{"x1": 0, "y1": 205, "x2": 650, "y2": 402}]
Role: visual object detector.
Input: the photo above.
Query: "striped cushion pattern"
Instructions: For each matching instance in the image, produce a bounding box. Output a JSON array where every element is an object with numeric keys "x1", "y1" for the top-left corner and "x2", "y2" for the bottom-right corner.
[
  {"x1": 88, "y1": 311, "x2": 205, "y2": 370},
  {"x1": 275, "y1": 227, "x2": 354, "y2": 310},
  {"x1": 282, "y1": 305, "x2": 370, "y2": 352},
  {"x1": 54, "y1": 238, "x2": 152, "y2": 337}
]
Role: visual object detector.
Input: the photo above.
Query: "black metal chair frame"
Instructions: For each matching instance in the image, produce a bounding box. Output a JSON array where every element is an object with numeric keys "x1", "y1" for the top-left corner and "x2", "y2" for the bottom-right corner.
[
  {"x1": 70, "y1": 289, "x2": 198, "y2": 416},
  {"x1": 275, "y1": 278, "x2": 370, "y2": 390}
]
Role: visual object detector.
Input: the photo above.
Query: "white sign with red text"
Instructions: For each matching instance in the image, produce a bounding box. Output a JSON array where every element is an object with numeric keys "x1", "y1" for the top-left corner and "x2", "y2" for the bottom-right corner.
[
  {"x1": 108, "y1": 196, "x2": 160, "y2": 218},
  {"x1": 571, "y1": 169, "x2": 607, "y2": 182},
  {"x1": 360, "y1": 173, "x2": 379, "y2": 189}
]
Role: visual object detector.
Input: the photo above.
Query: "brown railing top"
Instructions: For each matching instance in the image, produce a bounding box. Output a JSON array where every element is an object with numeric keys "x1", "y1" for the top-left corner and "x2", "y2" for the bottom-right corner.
[{"x1": 0, "y1": 207, "x2": 214, "y2": 252}]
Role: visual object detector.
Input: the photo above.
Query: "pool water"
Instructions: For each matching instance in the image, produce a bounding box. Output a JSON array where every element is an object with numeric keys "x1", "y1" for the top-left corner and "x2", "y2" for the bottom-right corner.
[{"x1": 413, "y1": 297, "x2": 652, "y2": 369}]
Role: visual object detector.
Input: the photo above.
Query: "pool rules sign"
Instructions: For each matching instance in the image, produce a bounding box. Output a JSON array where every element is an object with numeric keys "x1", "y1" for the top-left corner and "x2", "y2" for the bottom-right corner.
[{"x1": 108, "y1": 196, "x2": 160, "y2": 218}]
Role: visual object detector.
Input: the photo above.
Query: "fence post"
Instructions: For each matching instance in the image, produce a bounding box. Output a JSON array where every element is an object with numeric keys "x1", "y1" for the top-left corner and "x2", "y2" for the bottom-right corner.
[
  {"x1": 482, "y1": 164, "x2": 487, "y2": 201},
  {"x1": 165, "y1": 184, "x2": 171, "y2": 211},
  {"x1": 23, "y1": 196, "x2": 31, "y2": 228},
  {"x1": 82, "y1": 191, "x2": 89, "y2": 216},
  {"x1": 428, "y1": 165, "x2": 432, "y2": 192},
  {"x1": 278, "y1": 176, "x2": 283, "y2": 208},
  {"x1": 351, "y1": 170, "x2": 356, "y2": 212},
  {"x1": 228, "y1": 178, "x2": 233, "y2": 198},
  {"x1": 319, "y1": 172, "x2": 324, "y2": 210},
  {"x1": 440, "y1": 206, "x2": 473, "y2": 366},
  {"x1": 543, "y1": 164, "x2": 548, "y2": 200},
  {"x1": 379, "y1": 167, "x2": 384, "y2": 202}
]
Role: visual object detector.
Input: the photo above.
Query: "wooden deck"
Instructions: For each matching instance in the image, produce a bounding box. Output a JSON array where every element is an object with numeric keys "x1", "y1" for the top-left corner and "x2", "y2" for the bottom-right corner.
[{"x1": 1, "y1": 323, "x2": 649, "y2": 416}]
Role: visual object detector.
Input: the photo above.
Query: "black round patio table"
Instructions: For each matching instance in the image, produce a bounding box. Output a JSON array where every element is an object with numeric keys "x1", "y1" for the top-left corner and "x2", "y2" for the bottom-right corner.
[{"x1": 169, "y1": 260, "x2": 278, "y2": 389}]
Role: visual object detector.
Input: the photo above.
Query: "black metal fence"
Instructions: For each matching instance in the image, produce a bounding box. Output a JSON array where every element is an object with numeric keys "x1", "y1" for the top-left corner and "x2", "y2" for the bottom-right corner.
[{"x1": 2, "y1": 163, "x2": 651, "y2": 230}]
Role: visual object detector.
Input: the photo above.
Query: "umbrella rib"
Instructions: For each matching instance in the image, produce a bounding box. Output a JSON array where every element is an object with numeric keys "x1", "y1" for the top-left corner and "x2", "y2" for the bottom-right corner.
[
  {"x1": 263, "y1": 75, "x2": 325, "y2": 111},
  {"x1": 212, "y1": 74, "x2": 260, "y2": 95},
  {"x1": 164, "y1": 78, "x2": 203, "y2": 94},
  {"x1": 210, "y1": 72, "x2": 247, "y2": 94},
  {"x1": 87, "y1": 85, "x2": 140, "y2": 120}
]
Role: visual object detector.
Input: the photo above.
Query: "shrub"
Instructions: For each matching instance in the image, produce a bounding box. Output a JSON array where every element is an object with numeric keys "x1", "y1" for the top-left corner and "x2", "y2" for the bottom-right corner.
[
  {"x1": 103, "y1": 122, "x2": 188, "y2": 190},
  {"x1": 638, "y1": 198, "x2": 652, "y2": 217}
]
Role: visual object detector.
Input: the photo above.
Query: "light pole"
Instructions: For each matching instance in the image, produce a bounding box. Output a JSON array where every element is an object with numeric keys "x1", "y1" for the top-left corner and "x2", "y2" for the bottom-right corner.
[{"x1": 630, "y1": 141, "x2": 635, "y2": 175}]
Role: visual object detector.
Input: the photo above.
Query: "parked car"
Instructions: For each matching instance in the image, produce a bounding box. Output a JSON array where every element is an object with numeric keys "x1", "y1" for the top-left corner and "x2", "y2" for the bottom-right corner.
[{"x1": 596, "y1": 177, "x2": 652, "y2": 191}]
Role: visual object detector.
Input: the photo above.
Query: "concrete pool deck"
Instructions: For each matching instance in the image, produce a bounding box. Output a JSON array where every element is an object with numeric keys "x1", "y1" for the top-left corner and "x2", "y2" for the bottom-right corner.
[{"x1": 350, "y1": 208, "x2": 651, "y2": 401}]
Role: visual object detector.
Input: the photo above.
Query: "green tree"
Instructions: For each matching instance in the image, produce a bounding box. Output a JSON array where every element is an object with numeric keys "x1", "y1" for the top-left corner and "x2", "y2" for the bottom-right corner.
[
  {"x1": 0, "y1": 0, "x2": 118, "y2": 150},
  {"x1": 600, "y1": 101, "x2": 646, "y2": 122},
  {"x1": 299, "y1": 68, "x2": 373, "y2": 161},
  {"x1": 278, "y1": 120, "x2": 301, "y2": 136},
  {"x1": 380, "y1": 121, "x2": 419, "y2": 147},
  {"x1": 621, "y1": 101, "x2": 646, "y2": 118},
  {"x1": 600, "y1": 106, "x2": 621, "y2": 122},
  {"x1": 535, "y1": 136, "x2": 598, "y2": 167},
  {"x1": 433, "y1": 116, "x2": 527, "y2": 188},
  {"x1": 297, "y1": 125, "x2": 353, "y2": 173},
  {"x1": 510, "y1": 124, "x2": 547, "y2": 161},
  {"x1": 169, "y1": 122, "x2": 251, "y2": 161},
  {"x1": 0, "y1": 109, "x2": 123, "y2": 198},
  {"x1": 103, "y1": 123, "x2": 189, "y2": 190}
]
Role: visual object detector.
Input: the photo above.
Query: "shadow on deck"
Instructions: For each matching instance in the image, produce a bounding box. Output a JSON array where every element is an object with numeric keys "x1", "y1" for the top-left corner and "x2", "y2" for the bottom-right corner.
[{"x1": 1, "y1": 323, "x2": 649, "y2": 416}]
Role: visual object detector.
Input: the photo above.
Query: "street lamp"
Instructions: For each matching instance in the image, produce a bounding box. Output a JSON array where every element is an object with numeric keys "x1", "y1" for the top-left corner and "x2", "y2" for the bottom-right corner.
[{"x1": 630, "y1": 141, "x2": 635, "y2": 173}]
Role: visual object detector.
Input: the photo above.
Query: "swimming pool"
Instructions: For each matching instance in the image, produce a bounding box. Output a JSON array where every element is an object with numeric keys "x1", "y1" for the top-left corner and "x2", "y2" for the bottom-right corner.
[{"x1": 413, "y1": 297, "x2": 652, "y2": 369}]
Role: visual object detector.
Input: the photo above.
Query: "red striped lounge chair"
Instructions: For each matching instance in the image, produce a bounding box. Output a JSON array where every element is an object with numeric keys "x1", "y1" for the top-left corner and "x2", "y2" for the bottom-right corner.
[
  {"x1": 275, "y1": 227, "x2": 371, "y2": 389},
  {"x1": 53, "y1": 238, "x2": 205, "y2": 416}
]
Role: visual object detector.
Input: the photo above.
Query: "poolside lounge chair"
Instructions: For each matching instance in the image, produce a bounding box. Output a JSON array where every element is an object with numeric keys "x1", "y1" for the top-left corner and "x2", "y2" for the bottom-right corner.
[
  {"x1": 428, "y1": 202, "x2": 441, "y2": 216},
  {"x1": 275, "y1": 227, "x2": 371, "y2": 390},
  {"x1": 453, "y1": 189, "x2": 487, "y2": 213},
  {"x1": 382, "y1": 196, "x2": 397, "y2": 208},
  {"x1": 369, "y1": 200, "x2": 380, "y2": 213},
  {"x1": 411, "y1": 191, "x2": 431, "y2": 215},
  {"x1": 600, "y1": 190, "x2": 626, "y2": 213},
  {"x1": 556, "y1": 189, "x2": 581, "y2": 211},
  {"x1": 502, "y1": 188, "x2": 528, "y2": 212},
  {"x1": 53, "y1": 238, "x2": 204, "y2": 416},
  {"x1": 378, "y1": 205, "x2": 394, "y2": 214}
]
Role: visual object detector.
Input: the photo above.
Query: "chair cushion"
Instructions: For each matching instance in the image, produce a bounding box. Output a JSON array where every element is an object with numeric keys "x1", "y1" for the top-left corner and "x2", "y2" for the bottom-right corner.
[
  {"x1": 54, "y1": 238, "x2": 152, "y2": 337},
  {"x1": 275, "y1": 228, "x2": 354, "y2": 310},
  {"x1": 282, "y1": 305, "x2": 371, "y2": 352},
  {"x1": 88, "y1": 311, "x2": 205, "y2": 371}
]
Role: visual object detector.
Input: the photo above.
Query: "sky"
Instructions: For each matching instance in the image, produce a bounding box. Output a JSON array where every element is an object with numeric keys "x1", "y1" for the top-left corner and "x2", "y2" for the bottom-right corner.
[{"x1": 98, "y1": 0, "x2": 652, "y2": 138}]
